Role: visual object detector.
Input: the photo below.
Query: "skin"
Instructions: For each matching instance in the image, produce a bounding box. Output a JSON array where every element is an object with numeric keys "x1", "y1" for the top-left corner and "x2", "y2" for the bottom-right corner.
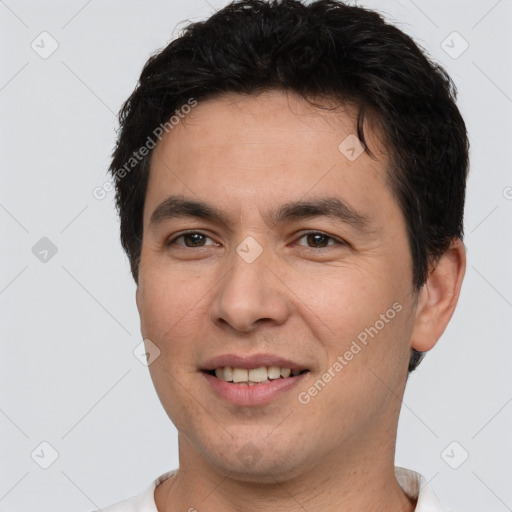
[{"x1": 135, "y1": 89, "x2": 466, "y2": 511}]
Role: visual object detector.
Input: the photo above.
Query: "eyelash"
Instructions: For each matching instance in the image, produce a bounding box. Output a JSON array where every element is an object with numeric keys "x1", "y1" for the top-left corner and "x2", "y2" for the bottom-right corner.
[{"x1": 166, "y1": 230, "x2": 346, "y2": 250}]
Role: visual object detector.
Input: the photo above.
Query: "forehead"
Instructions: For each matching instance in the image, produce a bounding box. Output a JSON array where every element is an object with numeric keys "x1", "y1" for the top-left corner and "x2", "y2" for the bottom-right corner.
[
  {"x1": 158, "y1": 90, "x2": 372, "y2": 161},
  {"x1": 145, "y1": 90, "x2": 394, "y2": 227}
]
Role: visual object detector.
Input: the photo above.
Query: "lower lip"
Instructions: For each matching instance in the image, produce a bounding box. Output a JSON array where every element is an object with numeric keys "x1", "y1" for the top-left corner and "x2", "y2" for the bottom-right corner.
[{"x1": 203, "y1": 372, "x2": 308, "y2": 406}]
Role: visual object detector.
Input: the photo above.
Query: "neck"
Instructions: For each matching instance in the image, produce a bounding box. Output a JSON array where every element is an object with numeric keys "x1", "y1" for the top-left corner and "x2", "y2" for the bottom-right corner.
[{"x1": 155, "y1": 435, "x2": 416, "y2": 512}]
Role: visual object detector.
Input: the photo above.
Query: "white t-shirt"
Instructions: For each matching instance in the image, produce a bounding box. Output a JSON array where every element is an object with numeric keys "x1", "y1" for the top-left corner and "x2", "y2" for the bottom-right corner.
[{"x1": 96, "y1": 467, "x2": 454, "y2": 512}]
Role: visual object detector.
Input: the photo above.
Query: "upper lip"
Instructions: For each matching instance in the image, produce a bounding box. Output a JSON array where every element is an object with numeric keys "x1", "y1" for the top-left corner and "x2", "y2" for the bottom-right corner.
[{"x1": 201, "y1": 353, "x2": 309, "y2": 372}]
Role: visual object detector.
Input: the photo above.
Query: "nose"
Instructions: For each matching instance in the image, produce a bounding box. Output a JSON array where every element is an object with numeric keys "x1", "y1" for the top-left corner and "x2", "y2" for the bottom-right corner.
[{"x1": 209, "y1": 246, "x2": 290, "y2": 333}]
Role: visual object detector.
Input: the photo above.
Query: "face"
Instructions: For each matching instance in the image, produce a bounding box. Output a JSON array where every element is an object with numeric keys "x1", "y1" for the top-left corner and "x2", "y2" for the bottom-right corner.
[{"x1": 136, "y1": 90, "x2": 420, "y2": 482}]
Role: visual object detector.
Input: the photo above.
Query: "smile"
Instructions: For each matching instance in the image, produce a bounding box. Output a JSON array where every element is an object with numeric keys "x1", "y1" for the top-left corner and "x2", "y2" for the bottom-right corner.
[
  {"x1": 207, "y1": 366, "x2": 307, "y2": 385},
  {"x1": 203, "y1": 368, "x2": 310, "y2": 406}
]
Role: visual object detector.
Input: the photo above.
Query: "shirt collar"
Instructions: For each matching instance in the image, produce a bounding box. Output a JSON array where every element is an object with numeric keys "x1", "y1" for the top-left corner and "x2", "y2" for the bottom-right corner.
[
  {"x1": 139, "y1": 467, "x2": 452, "y2": 512},
  {"x1": 395, "y1": 467, "x2": 453, "y2": 511}
]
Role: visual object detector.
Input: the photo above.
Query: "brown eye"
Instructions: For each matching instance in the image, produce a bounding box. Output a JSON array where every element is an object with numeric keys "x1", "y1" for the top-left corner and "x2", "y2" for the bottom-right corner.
[
  {"x1": 183, "y1": 233, "x2": 206, "y2": 247},
  {"x1": 296, "y1": 231, "x2": 341, "y2": 248},
  {"x1": 167, "y1": 231, "x2": 216, "y2": 247},
  {"x1": 306, "y1": 233, "x2": 330, "y2": 248}
]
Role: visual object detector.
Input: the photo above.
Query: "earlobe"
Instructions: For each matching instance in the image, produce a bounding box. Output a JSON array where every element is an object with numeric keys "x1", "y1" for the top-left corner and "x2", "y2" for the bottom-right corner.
[{"x1": 410, "y1": 238, "x2": 466, "y2": 352}]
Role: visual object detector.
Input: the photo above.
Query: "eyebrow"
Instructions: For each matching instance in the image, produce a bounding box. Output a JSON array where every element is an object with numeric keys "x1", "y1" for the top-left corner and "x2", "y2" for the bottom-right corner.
[{"x1": 149, "y1": 195, "x2": 372, "y2": 232}]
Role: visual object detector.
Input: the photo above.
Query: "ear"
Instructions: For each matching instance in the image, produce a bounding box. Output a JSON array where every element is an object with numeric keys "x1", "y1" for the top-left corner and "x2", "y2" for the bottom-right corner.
[
  {"x1": 135, "y1": 284, "x2": 142, "y2": 314},
  {"x1": 410, "y1": 238, "x2": 466, "y2": 352}
]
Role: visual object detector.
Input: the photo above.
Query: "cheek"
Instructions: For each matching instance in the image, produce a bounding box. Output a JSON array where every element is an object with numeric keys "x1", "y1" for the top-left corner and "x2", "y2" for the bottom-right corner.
[
  {"x1": 302, "y1": 306, "x2": 412, "y2": 437},
  {"x1": 137, "y1": 268, "x2": 211, "y2": 424},
  {"x1": 295, "y1": 268, "x2": 412, "y2": 389},
  {"x1": 138, "y1": 264, "x2": 214, "y2": 361},
  {"x1": 290, "y1": 265, "x2": 403, "y2": 336}
]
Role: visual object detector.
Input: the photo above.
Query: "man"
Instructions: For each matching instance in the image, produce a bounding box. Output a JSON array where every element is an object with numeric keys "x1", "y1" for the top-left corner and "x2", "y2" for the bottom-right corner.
[{"x1": 97, "y1": 0, "x2": 468, "y2": 510}]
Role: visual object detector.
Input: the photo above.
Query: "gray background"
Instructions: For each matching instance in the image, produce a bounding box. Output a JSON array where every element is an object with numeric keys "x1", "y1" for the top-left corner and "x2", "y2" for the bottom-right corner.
[{"x1": 1, "y1": 0, "x2": 511, "y2": 511}]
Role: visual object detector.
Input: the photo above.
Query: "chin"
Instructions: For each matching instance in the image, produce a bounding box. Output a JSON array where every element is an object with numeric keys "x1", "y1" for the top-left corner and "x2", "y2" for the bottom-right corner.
[{"x1": 195, "y1": 432, "x2": 313, "y2": 484}]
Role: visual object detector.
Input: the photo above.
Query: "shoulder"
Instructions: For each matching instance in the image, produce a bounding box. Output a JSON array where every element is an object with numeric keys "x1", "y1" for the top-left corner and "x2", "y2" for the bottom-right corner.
[
  {"x1": 395, "y1": 467, "x2": 457, "y2": 512},
  {"x1": 98, "y1": 496, "x2": 138, "y2": 512},
  {"x1": 88, "y1": 470, "x2": 177, "y2": 512}
]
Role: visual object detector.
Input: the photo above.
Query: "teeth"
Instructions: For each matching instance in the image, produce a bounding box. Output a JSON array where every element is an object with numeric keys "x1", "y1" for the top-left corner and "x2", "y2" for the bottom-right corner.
[
  {"x1": 224, "y1": 366, "x2": 233, "y2": 381},
  {"x1": 248, "y1": 367, "x2": 268, "y2": 383},
  {"x1": 232, "y1": 368, "x2": 249, "y2": 383},
  {"x1": 248, "y1": 379, "x2": 269, "y2": 386},
  {"x1": 267, "y1": 366, "x2": 281, "y2": 379},
  {"x1": 280, "y1": 367, "x2": 291, "y2": 378},
  {"x1": 212, "y1": 365, "x2": 303, "y2": 383}
]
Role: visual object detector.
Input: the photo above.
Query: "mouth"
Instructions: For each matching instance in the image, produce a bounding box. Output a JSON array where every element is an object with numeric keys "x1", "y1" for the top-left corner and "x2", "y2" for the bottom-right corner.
[
  {"x1": 204, "y1": 366, "x2": 310, "y2": 385},
  {"x1": 200, "y1": 354, "x2": 311, "y2": 405},
  {"x1": 200, "y1": 356, "x2": 311, "y2": 406}
]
